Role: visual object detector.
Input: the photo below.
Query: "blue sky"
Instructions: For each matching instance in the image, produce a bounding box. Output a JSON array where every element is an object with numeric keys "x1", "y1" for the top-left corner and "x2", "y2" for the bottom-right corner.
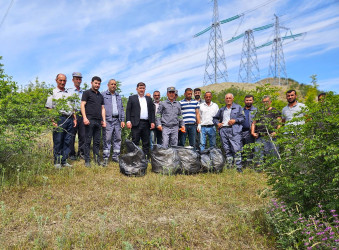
[{"x1": 0, "y1": 0, "x2": 338, "y2": 96}]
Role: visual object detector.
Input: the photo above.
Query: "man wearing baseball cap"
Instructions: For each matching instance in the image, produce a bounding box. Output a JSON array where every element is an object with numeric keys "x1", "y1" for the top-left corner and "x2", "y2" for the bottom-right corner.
[
  {"x1": 69, "y1": 72, "x2": 85, "y2": 160},
  {"x1": 156, "y1": 87, "x2": 185, "y2": 148}
]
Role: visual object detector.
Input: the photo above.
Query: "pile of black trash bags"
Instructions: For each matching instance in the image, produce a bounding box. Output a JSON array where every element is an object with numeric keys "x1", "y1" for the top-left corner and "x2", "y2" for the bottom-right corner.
[{"x1": 119, "y1": 140, "x2": 225, "y2": 177}]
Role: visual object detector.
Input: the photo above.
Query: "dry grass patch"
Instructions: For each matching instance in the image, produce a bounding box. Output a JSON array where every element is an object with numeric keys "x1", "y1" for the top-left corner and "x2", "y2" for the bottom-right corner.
[{"x1": 0, "y1": 161, "x2": 274, "y2": 249}]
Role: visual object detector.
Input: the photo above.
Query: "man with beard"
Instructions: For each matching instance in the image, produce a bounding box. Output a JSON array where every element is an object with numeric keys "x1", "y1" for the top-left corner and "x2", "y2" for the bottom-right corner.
[
  {"x1": 282, "y1": 90, "x2": 306, "y2": 126},
  {"x1": 81, "y1": 76, "x2": 106, "y2": 167},
  {"x1": 242, "y1": 95, "x2": 257, "y2": 167},
  {"x1": 179, "y1": 88, "x2": 201, "y2": 149}
]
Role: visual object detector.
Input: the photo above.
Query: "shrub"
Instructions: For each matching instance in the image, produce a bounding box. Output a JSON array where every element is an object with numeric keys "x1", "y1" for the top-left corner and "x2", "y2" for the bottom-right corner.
[{"x1": 266, "y1": 199, "x2": 339, "y2": 249}]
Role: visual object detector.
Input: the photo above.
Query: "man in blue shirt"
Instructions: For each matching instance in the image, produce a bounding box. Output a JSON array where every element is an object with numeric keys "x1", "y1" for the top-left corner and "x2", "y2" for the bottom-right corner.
[
  {"x1": 102, "y1": 79, "x2": 125, "y2": 165},
  {"x1": 242, "y1": 95, "x2": 257, "y2": 168},
  {"x1": 213, "y1": 93, "x2": 245, "y2": 172}
]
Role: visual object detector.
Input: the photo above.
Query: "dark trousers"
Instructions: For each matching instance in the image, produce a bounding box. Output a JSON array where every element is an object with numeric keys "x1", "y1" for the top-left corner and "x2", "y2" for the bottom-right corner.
[
  {"x1": 84, "y1": 119, "x2": 102, "y2": 162},
  {"x1": 53, "y1": 116, "x2": 73, "y2": 164},
  {"x1": 131, "y1": 120, "x2": 150, "y2": 157},
  {"x1": 179, "y1": 124, "x2": 197, "y2": 149},
  {"x1": 70, "y1": 114, "x2": 85, "y2": 157}
]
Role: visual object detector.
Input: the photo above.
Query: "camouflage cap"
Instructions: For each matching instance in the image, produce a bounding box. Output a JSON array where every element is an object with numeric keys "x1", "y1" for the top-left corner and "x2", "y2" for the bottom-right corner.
[
  {"x1": 167, "y1": 87, "x2": 176, "y2": 92},
  {"x1": 72, "y1": 72, "x2": 82, "y2": 78}
]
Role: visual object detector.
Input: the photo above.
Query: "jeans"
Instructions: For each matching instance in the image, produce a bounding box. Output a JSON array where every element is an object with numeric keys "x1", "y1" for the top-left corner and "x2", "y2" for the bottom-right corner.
[
  {"x1": 53, "y1": 116, "x2": 73, "y2": 164},
  {"x1": 84, "y1": 119, "x2": 102, "y2": 162},
  {"x1": 179, "y1": 124, "x2": 197, "y2": 149},
  {"x1": 200, "y1": 126, "x2": 216, "y2": 151}
]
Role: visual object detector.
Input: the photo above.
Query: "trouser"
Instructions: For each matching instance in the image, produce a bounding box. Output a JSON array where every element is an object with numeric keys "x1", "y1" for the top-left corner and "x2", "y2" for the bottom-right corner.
[
  {"x1": 219, "y1": 127, "x2": 243, "y2": 170},
  {"x1": 53, "y1": 116, "x2": 73, "y2": 164},
  {"x1": 254, "y1": 136, "x2": 279, "y2": 165},
  {"x1": 162, "y1": 126, "x2": 179, "y2": 148},
  {"x1": 84, "y1": 119, "x2": 102, "y2": 162},
  {"x1": 242, "y1": 130, "x2": 255, "y2": 166},
  {"x1": 150, "y1": 129, "x2": 163, "y2": 150},
  {"x1": 69, "y1": 113, "x2": 85, "y2": 157},
  {"x1": 131, "y1": 120, "x2": 150, "y2": 157},
  {"x1": 103, "y1": 118, "x2": 122, "y2": 160},
  {"x1": 200, "y1": 126, "x2": 216, "y2": 151},
  {"x1": 179, "y1": 124, "x2": 197, "y2": 149}
]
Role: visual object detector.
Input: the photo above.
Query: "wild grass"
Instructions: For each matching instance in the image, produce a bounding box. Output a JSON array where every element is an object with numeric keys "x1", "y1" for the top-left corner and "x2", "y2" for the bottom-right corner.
[{"x1": 0, "y1": 156, "x2": 274, "y2": 249}]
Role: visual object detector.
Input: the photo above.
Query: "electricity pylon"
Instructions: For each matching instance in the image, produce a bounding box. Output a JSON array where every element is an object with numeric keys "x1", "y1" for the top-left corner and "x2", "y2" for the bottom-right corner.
[
  {"x1": 238, "y1": 29, "x2": 260, "y2": 83},
  {"x1": 203, "y1": 0, "x2": 228, "y2": 86},
  {"x1": 268, "y1": 14, "x2": 288, "y2": 85}
]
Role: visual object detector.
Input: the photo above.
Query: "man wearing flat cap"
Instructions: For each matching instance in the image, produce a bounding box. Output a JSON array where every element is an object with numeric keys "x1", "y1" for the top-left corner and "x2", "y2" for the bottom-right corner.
[
  {"x1": 69, "y1": 72, "x2": 85, "y2": 160},
  {"x1": 156, "y1": 87, "x2": 185, "y2": 148}
]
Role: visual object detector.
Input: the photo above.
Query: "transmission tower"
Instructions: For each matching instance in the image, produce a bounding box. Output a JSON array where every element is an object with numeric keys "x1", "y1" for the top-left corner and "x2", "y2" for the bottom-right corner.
[
  {"x1": 203, "y1": 0, "x2": 228, "y2": 86},
  {"x1": 238, "y1": 29, "x2": 260, "y2": 83},
  {"x1": 268, "y1": 14, "x2": 288, "y2": 85}
]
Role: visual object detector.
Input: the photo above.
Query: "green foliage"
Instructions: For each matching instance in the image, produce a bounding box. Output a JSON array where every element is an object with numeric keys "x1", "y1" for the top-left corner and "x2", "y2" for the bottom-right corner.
[
  {"x1": 0, "y1": 62, "x2": 53, "y2": 166},
  {"x1": 265, "y1": 199, "x2": 339, "y2": 249},
  {"x1": 265, "y1": 92, "x2": 339, "y2": 214}
]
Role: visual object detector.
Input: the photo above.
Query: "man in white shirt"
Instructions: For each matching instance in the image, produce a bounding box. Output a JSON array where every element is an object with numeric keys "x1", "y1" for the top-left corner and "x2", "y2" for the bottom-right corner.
[
  {"x1": 198, "y1": 92, "x2": 219, "y2": 151},
  {"x1": 282, "y1": 90, "x2": 307, "y2": 126},
  {"x1": 126, "y1": 82, "x2": 155, "y2": 158}
]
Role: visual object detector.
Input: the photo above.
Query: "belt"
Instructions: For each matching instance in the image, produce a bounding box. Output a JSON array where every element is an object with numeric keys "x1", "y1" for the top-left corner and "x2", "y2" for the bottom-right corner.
[
  {"x1": 140, "y1": 119, "x2": 149, "y2": 122},
  {"x1": 61, "y1": 114, "x2": 72, "y2": 118},
  {"x1": 112, "y1": 115, "x2": 119, "y2": 118},
  {"x1": 242, "y1": 128, "x2": 250, "y2": 131},
  {"x1": 185, "y1": 123, "x2": 195, "y2": 125},
  {"x1": 201, "y1": 124, "x2": 214, "y2": 127}
]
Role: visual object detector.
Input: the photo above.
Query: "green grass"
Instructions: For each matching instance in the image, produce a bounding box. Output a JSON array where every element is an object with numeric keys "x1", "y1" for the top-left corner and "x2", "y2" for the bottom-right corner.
[{"x1": 0, "y1": 158, "x2": 274, "y2": 249}]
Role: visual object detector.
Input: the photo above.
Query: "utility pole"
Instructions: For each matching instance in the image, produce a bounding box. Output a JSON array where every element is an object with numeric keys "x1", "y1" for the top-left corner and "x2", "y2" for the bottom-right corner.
[
  {"x1": 203, "y1": 0, "x2": 228, "y2": 86},
  {"x1": 238, "y1": 29, "x2": 260, "y2": 83},
  {"x1": 268, "y1": 14, "x2": 288, "y2": 85}
]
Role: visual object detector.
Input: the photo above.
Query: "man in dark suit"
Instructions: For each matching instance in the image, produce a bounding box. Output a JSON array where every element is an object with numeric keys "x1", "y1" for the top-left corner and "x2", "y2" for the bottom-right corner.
[{"x1": 126, "y1": 82, "x2": 155, "y2": 158}]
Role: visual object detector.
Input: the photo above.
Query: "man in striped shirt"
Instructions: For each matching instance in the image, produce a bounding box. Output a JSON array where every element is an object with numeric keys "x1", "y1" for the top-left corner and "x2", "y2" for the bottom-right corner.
[{"x1": 179, "y1": 88, "x2": 200, "y2": 149}]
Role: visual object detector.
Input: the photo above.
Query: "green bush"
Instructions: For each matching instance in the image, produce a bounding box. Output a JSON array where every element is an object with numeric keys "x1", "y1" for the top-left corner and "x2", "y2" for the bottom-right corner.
[{"x1": 264, "y1": 92, "x2": 339, "y2": 214}]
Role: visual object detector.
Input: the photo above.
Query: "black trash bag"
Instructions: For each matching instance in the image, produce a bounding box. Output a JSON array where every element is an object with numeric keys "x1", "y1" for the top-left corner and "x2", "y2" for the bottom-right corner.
[
  {"x1": 200, "y1": 147, "x2": 225, "y2": 173},
  {"x1": 151, "y1": 144, "x2": 180, "y2": 175},
  {"x1": 119, "y1": 140, "x2": 147, "y2": 177},
  {"x1": 174, "y1": 146, "x2": 201, "y2": 174}
]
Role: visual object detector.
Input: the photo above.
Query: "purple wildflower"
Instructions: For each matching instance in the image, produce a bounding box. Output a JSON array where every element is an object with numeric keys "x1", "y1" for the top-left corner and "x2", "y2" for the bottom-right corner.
[
  {"x1": 306, "y1": 231, "x2": 311, "y2": 234},
  {"x1": 320, "y1": 210, "x2": 325, "y2": 213},
  {"x1": 305, "y1": 242, "x2": 309, "y2": 246},
  {"x1": 282, "y1": 209, "x2": 286, "y2": 212},
  {"x1": 333, "y1": 214, "x2": 338, "y2": 217},
  {"x1": 329, "y1": 232, "x2": 334, "y2": 235},
  {"x1": 322, "y1": 237, "x2": 328, "y2": 241},
  {"x1": 330, "y1": 210, "x2": 336, "y2": 213},
  {"x1": 309, "y1": 236, "x2": 314, "y2": 240}
]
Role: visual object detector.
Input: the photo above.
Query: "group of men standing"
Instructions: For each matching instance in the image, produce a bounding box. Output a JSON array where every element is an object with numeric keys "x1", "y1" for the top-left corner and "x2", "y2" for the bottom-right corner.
[{"x1": 46, "y1": 73, "x2": 306, "y2": 172}]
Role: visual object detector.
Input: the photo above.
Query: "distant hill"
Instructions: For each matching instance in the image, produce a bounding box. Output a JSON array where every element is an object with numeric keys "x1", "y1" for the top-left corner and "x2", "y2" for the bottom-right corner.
[{"x1": 200, "y1": 78, "x2": 307, "y2": 100}]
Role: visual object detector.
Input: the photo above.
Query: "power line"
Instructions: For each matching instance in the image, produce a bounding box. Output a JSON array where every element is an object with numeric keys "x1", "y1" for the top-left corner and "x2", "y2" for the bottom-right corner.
[
  {"x1": 103, "y1": 0, "x2": 283, "y2": 80},
  {"x1": 0, "y1": 0, "x2": 14, "y2": 30}
]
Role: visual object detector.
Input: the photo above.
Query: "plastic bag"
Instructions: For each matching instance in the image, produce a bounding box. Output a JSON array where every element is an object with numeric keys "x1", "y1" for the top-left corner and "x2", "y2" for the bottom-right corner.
[
  {"x1": 119, "y1": 140, "x2": 147, "y2": 177},
  {"x1": 151, "y1": 144, "x2": 180, "y2": 175},
  {"x1": 174, "y1": 146, "x2": 201, "y2": 174},
  {"x1": 200, "y1": 148, "x2": 225, "y2": 173}
]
